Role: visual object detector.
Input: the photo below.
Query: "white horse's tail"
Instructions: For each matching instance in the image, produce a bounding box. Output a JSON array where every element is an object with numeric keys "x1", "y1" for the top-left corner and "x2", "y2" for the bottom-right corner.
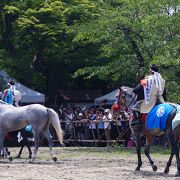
[{"x1": 47, "y1": 108, "x2": 63, "y2": 145}]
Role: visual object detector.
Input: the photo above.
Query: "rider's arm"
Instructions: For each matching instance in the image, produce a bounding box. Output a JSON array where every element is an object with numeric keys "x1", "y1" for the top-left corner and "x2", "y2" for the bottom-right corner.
[{"x1": 133, "y1": 84, "x2": 144, "y2": 101}]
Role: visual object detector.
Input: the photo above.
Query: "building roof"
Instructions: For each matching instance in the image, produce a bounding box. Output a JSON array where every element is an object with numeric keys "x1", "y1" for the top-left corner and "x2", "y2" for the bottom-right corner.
[{"x1": 0, "y1": 70, "x2": 45, "y2": 103}]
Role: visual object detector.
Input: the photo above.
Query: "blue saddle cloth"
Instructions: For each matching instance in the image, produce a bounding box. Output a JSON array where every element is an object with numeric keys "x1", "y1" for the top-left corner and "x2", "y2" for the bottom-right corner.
[{"x1": 146, "y1": 103, "x2": 174, "y2": 131}]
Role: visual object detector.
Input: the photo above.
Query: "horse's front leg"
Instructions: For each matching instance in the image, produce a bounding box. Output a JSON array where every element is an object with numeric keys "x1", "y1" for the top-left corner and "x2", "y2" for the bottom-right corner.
[
  {"x1": 144, "y1": 143, "x2": 157, "y2": 171},
  {"x1": 144, "y1": 130, "x2": 157, "y2": 171},
  {"x1": 133, "y1": 135, "x2": 142, "y2": 171}
]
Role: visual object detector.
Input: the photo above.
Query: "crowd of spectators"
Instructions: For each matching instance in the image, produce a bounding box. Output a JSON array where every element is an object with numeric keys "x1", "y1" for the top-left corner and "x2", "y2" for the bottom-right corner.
[{"x1": 53, "y1": 105, "x2": 132, "y2": 147}]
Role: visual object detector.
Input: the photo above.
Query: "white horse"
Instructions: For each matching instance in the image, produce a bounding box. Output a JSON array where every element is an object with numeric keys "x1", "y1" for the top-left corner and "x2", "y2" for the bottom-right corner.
[{"x1": 0, "y1": 101, "x2": 64, "y2": 161}]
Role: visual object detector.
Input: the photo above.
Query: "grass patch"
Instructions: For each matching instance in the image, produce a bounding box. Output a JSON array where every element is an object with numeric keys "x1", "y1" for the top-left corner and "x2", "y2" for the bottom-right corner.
[
  {"x1": 9, "y1": 146, "x2": 173, "y2": 160},
  {"x1": 52, "y1": 145, "x2": 173, "y2": 159}
]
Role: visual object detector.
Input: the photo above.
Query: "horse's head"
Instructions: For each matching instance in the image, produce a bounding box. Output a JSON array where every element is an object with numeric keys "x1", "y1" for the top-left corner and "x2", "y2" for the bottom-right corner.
[{"x1": 118, "y1": 86, "x2": 137, "y2": 110}]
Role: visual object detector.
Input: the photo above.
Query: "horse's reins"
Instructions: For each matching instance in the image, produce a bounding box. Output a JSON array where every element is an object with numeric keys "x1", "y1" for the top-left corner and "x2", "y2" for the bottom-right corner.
[
  {"x1": 126, "y1": 89, "x2": 137, "y2": 108},
  {"x1": 119, "y1": 87, "x2": 137, "y2": 109},
  {"x1": 118, "y1": 89, "x2": 127, "y2": 107},
  {"x1": 118, "y1": 88, "x2": 137, "y2": 121}
]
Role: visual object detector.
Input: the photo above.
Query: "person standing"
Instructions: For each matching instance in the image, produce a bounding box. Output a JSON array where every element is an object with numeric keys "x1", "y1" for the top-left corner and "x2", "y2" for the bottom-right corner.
[
  {"x1": 9, "y1": 80, "x2": 15, "y2": 94},
  {"x1": 2, "y1": 82, "x2": 13, "y2": 105},
  {"x1": 8, "y1": 80, "x2": 21, "y2": 107},
  {"x1": 103, "y1": 109, "x2": 112, "y2": 147}
]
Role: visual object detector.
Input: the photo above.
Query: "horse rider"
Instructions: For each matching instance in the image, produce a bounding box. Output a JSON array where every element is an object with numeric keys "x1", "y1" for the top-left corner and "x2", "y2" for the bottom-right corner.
[
  {"x1": 2, "y1": 81, "x2": 14, "y2": 105},
  {"x1": 133, "y1": 64, "x2": 166, "y2": 114},
  {"x1": 9, "y1": 80, "x2": 16, "y2": 94}
]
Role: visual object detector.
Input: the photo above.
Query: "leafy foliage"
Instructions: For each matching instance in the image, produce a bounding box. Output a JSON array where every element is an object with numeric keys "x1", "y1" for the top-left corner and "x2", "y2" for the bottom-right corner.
[{"x1": 0, "y1": 0, "x2": 179, "y2": 102}]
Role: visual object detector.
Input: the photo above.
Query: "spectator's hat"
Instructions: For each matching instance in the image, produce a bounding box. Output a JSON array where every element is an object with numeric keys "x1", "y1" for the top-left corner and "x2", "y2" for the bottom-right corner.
[
  {"x1": 79, "y1": 113, "x2": 83, "y2": 116},
  {"x1": 105, "y1": 109, "x2": 110, "y2": 113}
]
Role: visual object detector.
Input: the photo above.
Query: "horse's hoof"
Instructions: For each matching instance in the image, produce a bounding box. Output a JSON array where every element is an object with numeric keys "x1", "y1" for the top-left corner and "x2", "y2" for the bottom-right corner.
[
  {"x1": 135, "y1": 167, "x2": 140, "y2": 171},
  {"x1": 62, "y1": 143, "x2": 66, "y2": 147},
  {"x1": 52, "y1": 157, "x2": 57, "y2": 162},
  {"x1": 175, "y1": 171, "x2": 180, "y2": 177},
  {"x1": 8, "y1": 157, "x2": 13, "y2": 161},
  {"x1": 152, "y1": 165, "x2": 157, "y2": 172},
  {"x1": 164, "y1": 167, "x2": 169, "y2": 174},
  {"x1": 29, "y1": 158, "x2": 35, "y2": 163}
]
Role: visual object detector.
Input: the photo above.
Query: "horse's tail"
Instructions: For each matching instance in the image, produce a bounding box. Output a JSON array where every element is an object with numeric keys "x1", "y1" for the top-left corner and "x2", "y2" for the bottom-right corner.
[{"x1": 47, "y1": 108, "x2": 63, "y2": 145}]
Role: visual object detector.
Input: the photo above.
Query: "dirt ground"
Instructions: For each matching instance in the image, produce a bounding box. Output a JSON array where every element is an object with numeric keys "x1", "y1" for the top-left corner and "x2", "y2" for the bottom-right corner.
[{"x1": 0, "y1": 147, "x2": 179, "y2": 180}]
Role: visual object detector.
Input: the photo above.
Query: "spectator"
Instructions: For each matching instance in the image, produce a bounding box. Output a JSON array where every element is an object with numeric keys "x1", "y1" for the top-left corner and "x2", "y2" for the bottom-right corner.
[
  {"x1": 76, "y1": 112, "x2": 85, "y2": 142},
  {"x1": 103, "y1": 109, "x2": 112, "y2": 146},
  {"x1": 88, "y1": 108, "x2": 98, "y2": 144},
  {"x1": 112, "y1": 110, "x2": 122, "y2": 140},
  {"x1": 64, "y1": 108, "x2": 75, "y2": 140},
  {"x1": 97, "y1": 110, "x2": 104, "y2": 142},
  {"x1": 83, "y1": 110, "x2": 91, "y2": 144}
]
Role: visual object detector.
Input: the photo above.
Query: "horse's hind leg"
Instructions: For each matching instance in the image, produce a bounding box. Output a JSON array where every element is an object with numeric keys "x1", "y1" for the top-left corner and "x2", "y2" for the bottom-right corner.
[
  {"x1": 167, "y1": 130, "x2": 180, "y2": 176},
  {"x1": 42, "y1": 129, "x2": 57, "y2": 162},
  {"x1": 31, "y1": 131, "x2": 40, "y2": 161}
]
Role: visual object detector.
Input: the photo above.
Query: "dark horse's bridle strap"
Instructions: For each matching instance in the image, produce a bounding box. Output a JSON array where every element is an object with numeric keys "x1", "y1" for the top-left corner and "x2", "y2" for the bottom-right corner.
[{"x1": 119, "y1": 87, "x2": 137, "y2": 110}]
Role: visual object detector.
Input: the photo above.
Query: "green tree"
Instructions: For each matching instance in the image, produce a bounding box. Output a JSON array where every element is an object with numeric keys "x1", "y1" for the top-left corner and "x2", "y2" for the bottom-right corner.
[
  {"x1": 0, "y1": 0, "x2": 179, "y2": 103},
  {"x1": 0, "y1": 0, "x2": 100, "y2": 93},
  {"x1": 73, "y1": 0, "x2": 180, "y2": 102}
]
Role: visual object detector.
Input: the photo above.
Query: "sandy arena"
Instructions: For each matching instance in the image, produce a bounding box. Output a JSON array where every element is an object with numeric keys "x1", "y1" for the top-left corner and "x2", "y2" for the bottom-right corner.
[{"x1": 0, "y1": 147, "x2": 179, "y2": 180}]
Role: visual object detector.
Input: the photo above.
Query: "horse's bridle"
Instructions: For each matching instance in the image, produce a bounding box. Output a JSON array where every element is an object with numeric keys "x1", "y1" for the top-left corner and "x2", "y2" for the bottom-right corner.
[
  {"x1": 116, "y1": 87, "x2": 136, "y2": 121},
  {"x1": 118, "y1": 87, "x2": 137, "y2": 109}
]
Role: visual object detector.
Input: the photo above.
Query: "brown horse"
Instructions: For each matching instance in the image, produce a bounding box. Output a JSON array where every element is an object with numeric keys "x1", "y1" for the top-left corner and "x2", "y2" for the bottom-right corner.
[{"x1": 117, "y1": 86, "x2": 180, "y2": 176}]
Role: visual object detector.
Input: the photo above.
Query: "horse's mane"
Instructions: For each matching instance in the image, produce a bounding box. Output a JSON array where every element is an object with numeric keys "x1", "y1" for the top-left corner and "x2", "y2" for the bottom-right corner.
[{"x1": 120, "y1": 86, "x2": 134, "y2": 95}]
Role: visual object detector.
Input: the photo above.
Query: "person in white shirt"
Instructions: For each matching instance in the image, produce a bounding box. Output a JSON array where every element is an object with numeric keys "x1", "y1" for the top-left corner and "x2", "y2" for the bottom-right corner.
[{"x1": 103, "y1": 109, "x2": 112, "y2": 146}]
